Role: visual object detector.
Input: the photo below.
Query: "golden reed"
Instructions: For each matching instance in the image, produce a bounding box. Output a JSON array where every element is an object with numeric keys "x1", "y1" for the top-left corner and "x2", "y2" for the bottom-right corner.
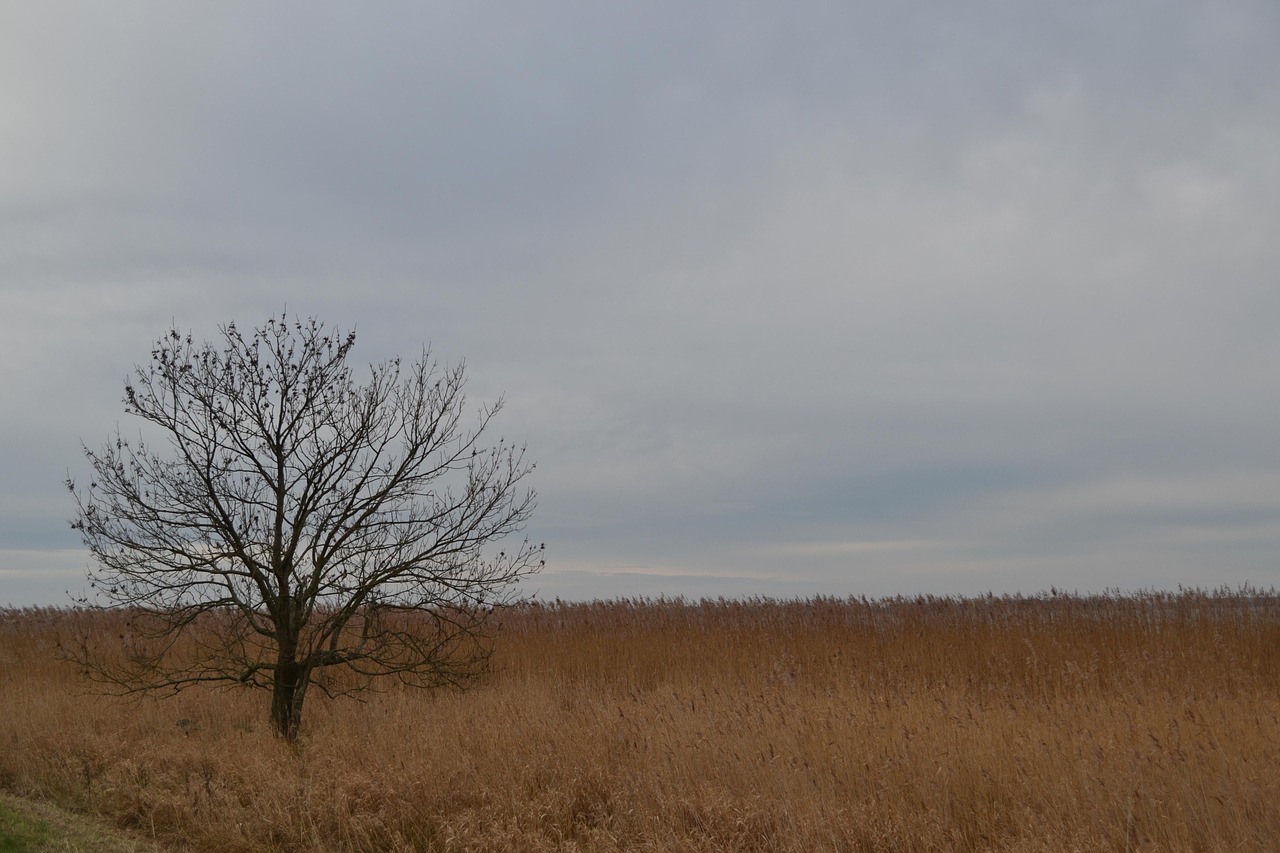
[{"x1": 3, "y1": 590, "x2": 1279, "y2": 851}]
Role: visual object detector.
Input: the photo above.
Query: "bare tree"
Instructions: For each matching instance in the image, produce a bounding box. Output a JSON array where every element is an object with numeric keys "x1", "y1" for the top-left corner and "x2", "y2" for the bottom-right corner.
[{"x1": 66, "y1": 315, "x2": 541, "y2": 741}]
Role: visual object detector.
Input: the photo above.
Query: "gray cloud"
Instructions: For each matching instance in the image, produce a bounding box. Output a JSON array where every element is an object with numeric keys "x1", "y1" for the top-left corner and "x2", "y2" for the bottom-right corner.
[{"x1": 2, "y1": 1, "x2": 1278, "y2": 604}]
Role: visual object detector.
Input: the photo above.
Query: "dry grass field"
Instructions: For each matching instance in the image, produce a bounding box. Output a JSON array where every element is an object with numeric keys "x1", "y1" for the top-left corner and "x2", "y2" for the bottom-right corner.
[{"x1": 2, "y1": 590, "x2": 1280, "y2": 851}]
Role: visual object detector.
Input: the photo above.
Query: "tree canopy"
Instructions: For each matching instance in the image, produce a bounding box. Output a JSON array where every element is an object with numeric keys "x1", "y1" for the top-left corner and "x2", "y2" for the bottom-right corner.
[{"x1": 67, "y1": 315, "x2": 541, "y2": 740}]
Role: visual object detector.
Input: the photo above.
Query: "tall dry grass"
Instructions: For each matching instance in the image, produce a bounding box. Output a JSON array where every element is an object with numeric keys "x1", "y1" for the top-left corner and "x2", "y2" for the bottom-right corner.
[{"x1": 2, "y1": 590, "x2": 1280, "y2": 851}]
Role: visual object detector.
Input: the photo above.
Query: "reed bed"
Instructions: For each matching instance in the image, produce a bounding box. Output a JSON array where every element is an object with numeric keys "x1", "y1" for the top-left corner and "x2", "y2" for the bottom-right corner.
[{"x1": 2, "y1": 590, "x2": 1279, "y2": 851}]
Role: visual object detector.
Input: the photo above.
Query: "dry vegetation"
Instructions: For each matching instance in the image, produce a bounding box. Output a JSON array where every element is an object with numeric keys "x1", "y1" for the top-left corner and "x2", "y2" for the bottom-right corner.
[{"x1": 3, "y1": 590, "x2": 1280, "y2": 851}]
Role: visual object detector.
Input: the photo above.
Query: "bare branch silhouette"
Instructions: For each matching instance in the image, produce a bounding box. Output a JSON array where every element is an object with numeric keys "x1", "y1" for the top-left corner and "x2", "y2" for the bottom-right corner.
[{"x1": 67, "y1": 315, "x2": 542, "y2": 741}]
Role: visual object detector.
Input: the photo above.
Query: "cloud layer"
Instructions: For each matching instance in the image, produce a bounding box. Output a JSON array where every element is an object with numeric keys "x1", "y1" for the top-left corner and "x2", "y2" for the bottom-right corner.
[{"x1": 2, "y1": 2, "x2": 1278, "y2": 604}]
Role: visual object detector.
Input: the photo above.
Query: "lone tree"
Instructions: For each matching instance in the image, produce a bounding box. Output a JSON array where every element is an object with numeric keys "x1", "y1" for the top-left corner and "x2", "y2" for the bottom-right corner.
[{"x1": 67, "y1": 315, "x2": 541, "y2": 741}]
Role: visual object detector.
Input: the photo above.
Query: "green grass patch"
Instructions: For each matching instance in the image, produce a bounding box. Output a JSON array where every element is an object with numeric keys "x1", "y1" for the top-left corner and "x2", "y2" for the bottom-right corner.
[
  {"x1": 0, "y1": 798, "x2": 56, "y2": 852},
  {"x1": 0, "y1": 794, "x2": 163, "y2": 853}
]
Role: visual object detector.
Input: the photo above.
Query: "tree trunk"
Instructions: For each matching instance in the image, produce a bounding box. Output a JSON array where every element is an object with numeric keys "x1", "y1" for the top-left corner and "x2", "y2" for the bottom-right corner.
[{"x1": 270, "y1": 657, "x2": 311, "y2": 742}]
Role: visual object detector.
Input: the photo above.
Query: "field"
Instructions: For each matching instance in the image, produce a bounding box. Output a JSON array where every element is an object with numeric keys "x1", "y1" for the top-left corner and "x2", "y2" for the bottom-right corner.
[{"x1": 2, "y1": 591, "x2": 1280, "y2": 851}]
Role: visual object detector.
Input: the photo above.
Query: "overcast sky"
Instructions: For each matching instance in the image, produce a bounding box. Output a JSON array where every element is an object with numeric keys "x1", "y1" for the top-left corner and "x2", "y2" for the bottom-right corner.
[{"x1": 2, "y1": 1, "x2": 1278, "y2": 605}]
